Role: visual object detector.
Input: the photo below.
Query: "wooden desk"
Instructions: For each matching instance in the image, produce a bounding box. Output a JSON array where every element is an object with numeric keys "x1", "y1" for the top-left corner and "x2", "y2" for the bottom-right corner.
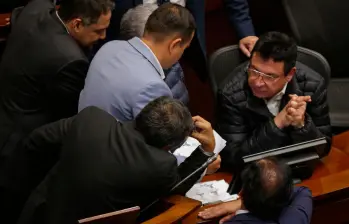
[
  {"x1": 0, "y1": 13, "x2": 10, "y2": 43},
  {"x1": 192, "y1": 131, "x2": 349, "y2": 224},
  {"x1": 0, "y1": 13, "x2": 10, "y2": 27}
]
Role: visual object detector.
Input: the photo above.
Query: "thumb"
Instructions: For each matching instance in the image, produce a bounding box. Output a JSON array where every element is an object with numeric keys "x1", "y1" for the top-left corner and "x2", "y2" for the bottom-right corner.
[
  {"x1": 219, "y1": 214, "x2": 235, "y2": 224},
  {"x1": 239, "y1": 43, "x2": 251, "y2": 57}
]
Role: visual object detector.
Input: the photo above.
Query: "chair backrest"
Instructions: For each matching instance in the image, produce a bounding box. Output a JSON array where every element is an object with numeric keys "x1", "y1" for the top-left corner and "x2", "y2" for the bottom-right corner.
[
  {"x1": 78, "y1": 206, "x2": 140, "y2": 224},
  {"x1": 282, "y1": 0, "x2": 349, "y2": 78},
  {"x1": 208, "y1": 45, "x2": 331, "y2": 98},
  {"x1": 10, "y1": 6, "x2": 24, "y2": 27},
  {"x1": 296, "y1": 46, "x2": 331, "y2": 87},
  {"x1": 208, "y1": 45, "x2": 247, "y2": 99}
]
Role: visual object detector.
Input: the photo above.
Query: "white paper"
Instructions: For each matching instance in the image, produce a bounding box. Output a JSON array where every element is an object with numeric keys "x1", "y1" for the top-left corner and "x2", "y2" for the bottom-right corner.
[
  {"x1": 185, "y1": 180, "x2": 239, "y2": 205},
  {"x1": 173, "y1": 130, "x2": 227, "y2": 166}
]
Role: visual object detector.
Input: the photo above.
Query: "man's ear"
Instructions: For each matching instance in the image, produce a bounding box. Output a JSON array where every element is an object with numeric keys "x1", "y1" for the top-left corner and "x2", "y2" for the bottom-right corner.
[
  {"x1": 69, "y1": 18, "x2": 83, "y2": 33},
  {"x1": 285, "y1": 67, "x2": 296, "y2": 82},
  {"x1": 168, "y1": 37, "x2": 182, "y2": 55}
]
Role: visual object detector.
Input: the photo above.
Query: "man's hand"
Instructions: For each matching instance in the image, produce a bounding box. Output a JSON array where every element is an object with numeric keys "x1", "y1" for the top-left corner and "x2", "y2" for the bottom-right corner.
[
  {"x1": 274, "y1": 105, "x2": 293, "y2": 129},
  {"x1": 5, "y1": 18, "x2": 10, "y2": 26},
  {"x1": 191, "y1": 116, "x2": 215, "y2": 153},
  {"x1": 198, "y1": 200, "x2": 242, "y2": 222},
  {"x1": 274, "y1": 95, "x2": 311, "y2": 129},
  {"x1": 206, "y1": 154, "x2": 221, "y2": 175},
  {"x1": 287, "y1": 94, "x2": 311, "y2": 128},
  {"x1": 239, "y1": 36, "x2": 259, "y2": 57}
]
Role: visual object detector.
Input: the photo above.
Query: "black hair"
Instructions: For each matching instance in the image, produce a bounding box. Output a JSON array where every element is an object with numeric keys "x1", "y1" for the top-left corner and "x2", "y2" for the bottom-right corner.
[
  {"x1": 144, "y1": 3, "x2": 196, "y2": 44},
  {"x1": 58, "y1": 0, "x2": 115, "y2": 25},
  {"x1": 135, "y1": 96, "x2": 194, "y2": 149},
  {"x1": 251, "y1": 31, "x2": 297, "y2": 74},
  {"x1": 241, "y1": 157, "x2": 293, "y2": 221}
]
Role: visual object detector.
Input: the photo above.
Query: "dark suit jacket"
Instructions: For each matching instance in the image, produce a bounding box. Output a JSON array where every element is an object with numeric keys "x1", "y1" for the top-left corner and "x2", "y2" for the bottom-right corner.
[
  {"x1": 0, "y1": 0, "x2": 89, "y2": 221},
  {"x1": 225, "y1": 187, "x2": 313, "y2": 224},
  {"x1": 17, "y1": 106, "x2": 210, "y2": 224},
  {"x1": 223, "y1": 0, "x2": 255, "y2": 38}
]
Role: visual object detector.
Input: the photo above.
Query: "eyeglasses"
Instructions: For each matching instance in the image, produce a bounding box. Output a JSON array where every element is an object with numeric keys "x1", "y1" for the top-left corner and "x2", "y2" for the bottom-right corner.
[{"x1": 247, "y1": 67, "x2": 280, "y2": 83}]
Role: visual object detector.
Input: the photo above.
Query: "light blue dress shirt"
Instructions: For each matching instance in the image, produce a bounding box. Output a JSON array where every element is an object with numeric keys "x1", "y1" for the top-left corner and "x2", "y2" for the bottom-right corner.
[{"x1": 78, "y1": 37, "x2": 172, "y2": 121}]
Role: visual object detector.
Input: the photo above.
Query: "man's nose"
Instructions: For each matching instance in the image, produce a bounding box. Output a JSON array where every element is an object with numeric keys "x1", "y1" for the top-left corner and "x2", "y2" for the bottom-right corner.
[{"x1": 254, "y1": 76, "x2": 265, "y2": 87}]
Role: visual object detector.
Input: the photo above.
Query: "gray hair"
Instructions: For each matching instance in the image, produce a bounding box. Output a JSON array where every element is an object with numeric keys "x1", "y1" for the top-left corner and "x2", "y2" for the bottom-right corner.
[{"x1": 120, "y1": 4, "x2": 158, "y2": 40}]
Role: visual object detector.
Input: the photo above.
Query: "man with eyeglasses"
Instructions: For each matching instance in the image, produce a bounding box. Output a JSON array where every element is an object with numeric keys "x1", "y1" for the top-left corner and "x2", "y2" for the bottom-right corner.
[{"x1": 216, "y1": 31, "x2": 332, "y2": 171}]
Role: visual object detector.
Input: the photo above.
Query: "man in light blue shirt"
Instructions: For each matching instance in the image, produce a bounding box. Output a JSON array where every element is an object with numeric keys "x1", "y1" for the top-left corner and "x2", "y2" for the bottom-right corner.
[{"x1": 79, "y1": 3, "x2": 195, "y2": 121}]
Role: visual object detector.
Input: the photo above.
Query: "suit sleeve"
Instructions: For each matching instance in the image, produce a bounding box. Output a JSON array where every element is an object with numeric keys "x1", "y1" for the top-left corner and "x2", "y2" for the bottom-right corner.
[
  {"x1": 289, "y1": 78, "x2": 332, "y2": 157},
  {"x1": 25, "y1": 116, "x2": 75, "y2": 152},
  {"x1": 279, "y1": 187, "x2": 313, "y2": 224},
  {"x1": 132, "y1": 82, "x2": 173, "y2": 118},
  {"x1": 3, "y1": 116, "x2": 75, "y2": 197},
  {"x1": 158, "y1": 148, "x2": 211, "y2": 196},
  {"x1": 223, "y1": 0, "x2": 256, "y2": 38},
  {"x1": 216, "y1": 91, "x2": 289, "y2": 170},
  {"x1": 47, "y1": 59, "x2": 89, "y2": 120}
]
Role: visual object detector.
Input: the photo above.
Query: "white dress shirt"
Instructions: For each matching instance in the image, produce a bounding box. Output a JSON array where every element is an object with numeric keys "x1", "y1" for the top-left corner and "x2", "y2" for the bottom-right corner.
[
  {"x1": 235, "y1": 209, "x2": 249, "y2": 215},
  {"x1": 143, "y1": 0, "x2": 186, "y2": 7},
  {"x1": 264, "y1": 84, "x2": 288, "y2": 116}
]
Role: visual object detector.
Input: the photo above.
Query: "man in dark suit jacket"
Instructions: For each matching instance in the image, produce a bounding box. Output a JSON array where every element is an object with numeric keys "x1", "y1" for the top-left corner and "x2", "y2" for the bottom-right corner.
[
  {"x1": 199, "y1": 158, "x2": 313, "y2": 224},
  {"x1": 17, "y1": 96, "x2": 216, "y2": 224},
  {"x1": 224, "y1": 0, "x2": 259, "y2": 57},
  {"x1": 0, "y1": 0, "x2": 114, "y2": 222}
]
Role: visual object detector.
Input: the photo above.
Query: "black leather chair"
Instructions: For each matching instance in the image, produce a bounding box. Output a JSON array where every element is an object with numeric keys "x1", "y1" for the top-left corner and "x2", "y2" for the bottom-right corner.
[
  {"x1": 208, "y1": 45, "x2": 247, "y2": 100},
  {"x1": 282, "y1": 0, "x2": 349, "y2": 127},
  {"x1": 208, "y1": 45, "x2": 336, "y2": 123}
]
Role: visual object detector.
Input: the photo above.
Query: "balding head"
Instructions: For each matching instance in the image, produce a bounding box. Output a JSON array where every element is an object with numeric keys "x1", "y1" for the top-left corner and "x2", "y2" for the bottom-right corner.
[{"x1": 241, "y1": 157, "x2": 293, "y2": 221}]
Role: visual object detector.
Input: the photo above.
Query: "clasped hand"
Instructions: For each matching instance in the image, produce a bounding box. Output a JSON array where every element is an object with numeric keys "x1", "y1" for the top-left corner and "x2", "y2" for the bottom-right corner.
[{"x1": 274, "y1": 94, "x2": 311, "y2": 129}]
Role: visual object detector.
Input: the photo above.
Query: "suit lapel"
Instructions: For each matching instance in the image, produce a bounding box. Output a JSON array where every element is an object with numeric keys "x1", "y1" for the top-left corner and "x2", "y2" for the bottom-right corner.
[{"x1": 127, "y1": 37, "x2": 165, "y2": 79}]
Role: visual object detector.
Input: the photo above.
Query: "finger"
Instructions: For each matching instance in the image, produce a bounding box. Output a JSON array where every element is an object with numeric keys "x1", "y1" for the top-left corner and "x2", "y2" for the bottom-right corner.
[
  {"x1": 287, "y1": 107, "x2": 297, "y2": 115},
  {"x1": 219, "y1": 214, "x2": 235, "y2": 224},
  {"x1": 193, "y1": 120, "x2": 211, "y2": 131},
  {"x1": 192, "y1": 116, "x2": 206, "y2": 123},
  {"x1": 289, "y1": 95, "x2": 311, "y2": 103},
  {"x1": 296, "y1": 96, "x2": 311, "y2": 103},
  {"x1": 191, "y1": 131, "x2": 207, "y2": 142},
  {"x1": 239, "y1": 43, "x2": 251, "y2": 57},
  {"x1": 198, "y1": 207, "x2": 221, "y2": 219},
  {"x1": 286, "y1": 114, "x2": 294, "y2": 122},
  {"x1": 289, "y1": 101, "x2": 307, "y2": 110},
  {"x1": 289, "y1": 100, "x2": 298, "y2": 108}
]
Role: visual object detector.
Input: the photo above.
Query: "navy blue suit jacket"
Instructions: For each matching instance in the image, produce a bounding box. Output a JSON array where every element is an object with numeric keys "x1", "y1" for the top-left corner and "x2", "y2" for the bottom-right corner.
[
  {"x1": 224, "y1": 0, "x2": 255, "y2": 38},
  {"x1": 225, "y1": 187, "x2": 313, "y2": 224}
]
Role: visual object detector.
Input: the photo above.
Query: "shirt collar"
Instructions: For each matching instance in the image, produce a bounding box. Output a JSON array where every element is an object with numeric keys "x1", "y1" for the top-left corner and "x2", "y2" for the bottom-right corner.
[
  {"x1": 141, "y1": 39, "x2": 165, "y2": 80},
  {"x1": 55, "y1": 11, "x2": 70, "y2": 34},
  {"x1": 265, "y1": 83, "x2": 288, "y2": 103},
  {"x1": 128, "y1": 37, "x2": 165, "y2": 80},
  {"x1": 235, "y1": 209, "x2": 249, "y2": 215}
]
